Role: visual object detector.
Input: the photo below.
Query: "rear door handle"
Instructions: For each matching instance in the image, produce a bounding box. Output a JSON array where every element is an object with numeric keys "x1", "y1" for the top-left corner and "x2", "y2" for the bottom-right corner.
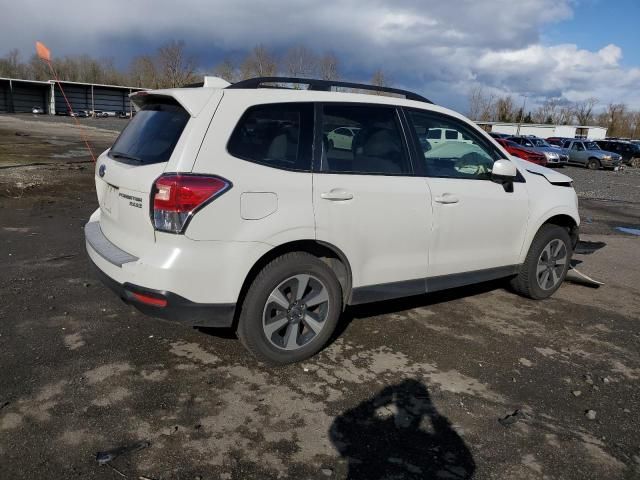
[
  {"x1": 321, "y1": 189, "x2": 354, "y2": 201},
  {"x1": 434, "y1": 194, "x2": 459, "y2": 204}
]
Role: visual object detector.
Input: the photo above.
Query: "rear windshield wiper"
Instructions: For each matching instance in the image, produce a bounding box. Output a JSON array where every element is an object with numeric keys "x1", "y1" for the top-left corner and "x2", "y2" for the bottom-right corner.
[{"x1": 110, "y1": 150, "x2": 143, "y2": 163}]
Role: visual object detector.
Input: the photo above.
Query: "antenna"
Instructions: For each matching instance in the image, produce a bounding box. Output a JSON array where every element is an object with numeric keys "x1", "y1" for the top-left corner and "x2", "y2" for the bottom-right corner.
[{"x1": 35, "y1": 41, "x2": 97, "y2": 162}]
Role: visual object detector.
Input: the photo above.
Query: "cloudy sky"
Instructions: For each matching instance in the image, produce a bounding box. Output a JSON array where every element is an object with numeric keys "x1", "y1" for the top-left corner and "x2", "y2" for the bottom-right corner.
[{"x1": 3, "y1": 0, "x2": 639, "y2": 112}]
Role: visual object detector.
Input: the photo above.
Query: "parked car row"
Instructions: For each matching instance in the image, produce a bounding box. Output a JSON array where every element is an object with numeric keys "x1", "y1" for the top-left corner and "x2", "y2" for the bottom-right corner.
[
  {"x1": 51, "y1": 108, "x2": 133, "y2": 118},
  {"x1": 595, "y1": 140, "x2": 640, "y2": 165},
  {"x1": 489, "y1": 133, "x2": 568, "y2": 167},
  {"x1": 488, "y1": 132, "x2": 630, "y2": 170},
  {"x1": 494, "y1": 138, "x2": 547, "y2": 166}
]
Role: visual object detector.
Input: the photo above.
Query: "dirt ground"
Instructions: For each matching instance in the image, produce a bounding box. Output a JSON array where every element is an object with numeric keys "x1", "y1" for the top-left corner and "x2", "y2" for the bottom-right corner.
[{"x1": 0, "y1": 114, "x2": 639, "y2": 479}]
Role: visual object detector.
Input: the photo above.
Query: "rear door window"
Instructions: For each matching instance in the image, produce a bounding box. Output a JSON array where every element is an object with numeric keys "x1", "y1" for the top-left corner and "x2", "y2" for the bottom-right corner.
[
  {"x1": 109, "y1": 97, "x2": 190, "y2": 165},
  {"x1": 319, "y1": 104, "x2": 412, "y2": 175},
  {"x1": 227, "y1": 103, "x2": 313, "y2": 171}
]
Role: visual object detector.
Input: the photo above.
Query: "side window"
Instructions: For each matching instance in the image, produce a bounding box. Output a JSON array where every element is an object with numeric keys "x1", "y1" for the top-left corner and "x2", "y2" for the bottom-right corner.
[
  {"x1": 227, "y1": 103, "x2": 313, "y2": 171},
  {"x1": 427, "y1": 128, "x2": 442, "y2": 140},
  {"x1": 572, "y1": 143, "x2": 584, "y2": 151},
  {"x1": 321, "y1": 104, "x2": 412, "y2": 175},
  {"x1": 406, "y1": 109, "x2": 500, "y2": 180},
  {"x1": 445, "y1": 129, "x2": 458, "y2": 140}
]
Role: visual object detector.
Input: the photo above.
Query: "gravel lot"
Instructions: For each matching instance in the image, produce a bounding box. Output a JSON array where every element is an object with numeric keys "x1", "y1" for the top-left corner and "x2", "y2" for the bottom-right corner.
[
  {"x1": 564, "y1": 165, "x2": 640, "y2": 203},
  {"x1": 1, "y1": 114, "x2": 639, "y2": 479}
]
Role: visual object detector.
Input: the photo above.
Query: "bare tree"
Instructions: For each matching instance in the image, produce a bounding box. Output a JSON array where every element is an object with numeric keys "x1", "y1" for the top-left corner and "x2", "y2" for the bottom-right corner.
[
  {"x1": 557, "y1": 105, "x2": 574, "y2": 125},
  {"x1": 467, "y1": 86, "x2": 495, "y2": 121},
  {"x1": 573, "y1": 97, "x2": 598, "y2": 125},
  {"x1": 129, "y1": 55, "x2": 159, "y2": 88},
  {"x1": 157, "y1": 40, "x2": 197, "y2": 88},
  {"x1": 318, "y1": 52, "x2": 339, "y2": 80},
  {"x1": 28, "y1": 54, "x2": 50, "y2": 80},
  {"x1": 283, "y1": 45, "x2": 317, "y2": 78},
  {"x1": 599, "y1": 103, "x2": 627, "y2": 137},
  {"x1": 0, "y1": 49, "x2": 26, "y2": 78},
  {"x1": 533, "y1": 98, "x2": 562, "y2": 124},
  {"x1": 212, "y1": 59, "x2": 237, "y2": 83},
  {"x1": 240, "y1": 45, "x2": 278, "y2": 79},
  {"x1": 371, "y1": 69, "x2": 389, "y2": 87},
  {"x1": 495, "y1": 96, "x2": 516, "y2": 122}
]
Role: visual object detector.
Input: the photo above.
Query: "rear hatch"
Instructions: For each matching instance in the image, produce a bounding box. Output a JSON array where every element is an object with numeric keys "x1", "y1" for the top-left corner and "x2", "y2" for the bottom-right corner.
[{"x1": 96, "y1": 95, "x2": 191, "y2": 257}]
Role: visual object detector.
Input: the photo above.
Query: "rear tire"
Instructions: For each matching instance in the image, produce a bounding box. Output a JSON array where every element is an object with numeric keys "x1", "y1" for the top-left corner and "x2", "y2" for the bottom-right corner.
[
  {"x1": 587, "y1": 158, "x2": 600, "y2": 170},
  {"x1": 236, "y1": 252, "x2": 342, "y2": 365},
  {"x1": 510, "y1": 224, "x2": 572, "y2": 300}
]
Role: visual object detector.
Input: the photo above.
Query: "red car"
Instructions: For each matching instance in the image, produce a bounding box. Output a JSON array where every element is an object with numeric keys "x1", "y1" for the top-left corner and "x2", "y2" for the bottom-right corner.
[{"x1": 495, "y1": 138, "x2": 547, "y2": 166}]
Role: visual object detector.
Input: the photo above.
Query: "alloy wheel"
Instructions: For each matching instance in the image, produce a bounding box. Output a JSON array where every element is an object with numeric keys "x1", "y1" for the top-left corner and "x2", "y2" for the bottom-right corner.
[
  {"x1": 262, "y1": 274, "x2": 330, "y2": 350},
  {"x1": 536, "y1": 239, "x2": 568, "y2": 290}
]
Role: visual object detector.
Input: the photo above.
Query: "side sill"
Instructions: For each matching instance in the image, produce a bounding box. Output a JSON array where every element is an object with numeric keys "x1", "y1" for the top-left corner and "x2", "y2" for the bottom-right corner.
[
  {"x1": 426, "y1": 265, "x2": 519, "y2": 293},
  {"x1": 348, "y1": 265, "x2": 519, "y2": 306}
]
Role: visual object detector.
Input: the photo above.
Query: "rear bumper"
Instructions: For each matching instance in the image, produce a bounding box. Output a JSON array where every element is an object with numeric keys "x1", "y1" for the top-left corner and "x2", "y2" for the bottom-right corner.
[
  {"x1": 85, "y1": 219, "x2": 240, "y2": 328},
  {"x1": 90, "y1": 264, "x2": 236, "y2": 328}
]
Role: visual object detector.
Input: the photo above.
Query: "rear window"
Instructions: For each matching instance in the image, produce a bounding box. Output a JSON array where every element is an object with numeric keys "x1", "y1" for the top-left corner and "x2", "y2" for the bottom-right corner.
[
  {"x1": 227, "y1": 103, "x2": 313, "y2": 171},
  {"x1": 109, "y1": 97, "x2": 190, "y2": 165}
]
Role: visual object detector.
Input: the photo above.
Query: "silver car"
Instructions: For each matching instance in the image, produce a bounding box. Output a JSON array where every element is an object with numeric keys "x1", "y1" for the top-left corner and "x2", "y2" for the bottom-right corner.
[
  {"x1": 508, "y1": 136, "x2": 569, "y2": 166},
  {"x1": 562, "y1": 140, "x2": 623, "y2": 170}
]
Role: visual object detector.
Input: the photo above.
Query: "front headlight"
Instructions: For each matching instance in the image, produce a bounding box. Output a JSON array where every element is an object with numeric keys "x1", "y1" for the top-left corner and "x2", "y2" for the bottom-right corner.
[
  {"x1": 544, "y1": 152, "x2": 559, "y2": 159},
  {"x1": 602, "y1": 155, "x2": 611, "y2": 160}
]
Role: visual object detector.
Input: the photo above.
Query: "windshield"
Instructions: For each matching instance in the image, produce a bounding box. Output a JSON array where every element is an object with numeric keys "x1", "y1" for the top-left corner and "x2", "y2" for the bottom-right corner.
[
  {"x1": 584, "y1": 142, "x2": 600, "y2": 150},
  {"x1": 109, "y1": 97, "x2": 190, "y2": 165},
  {"x1": 532, "y1": 138, "x2": 551, "y2": 147}
]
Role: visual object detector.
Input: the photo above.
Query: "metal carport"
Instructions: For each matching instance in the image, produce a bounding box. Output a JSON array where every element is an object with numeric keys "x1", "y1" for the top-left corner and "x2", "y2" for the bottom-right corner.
[{"x1": 0, "y1": 77, "x2": 51, "y2": 113}]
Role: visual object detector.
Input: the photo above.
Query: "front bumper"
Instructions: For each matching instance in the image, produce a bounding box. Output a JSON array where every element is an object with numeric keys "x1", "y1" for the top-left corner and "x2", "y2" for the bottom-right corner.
[
  {"x1": 545, "y1": 155, "x2": 569, "y2": 164},
  {"x1": 85, "y1": 220, "x2": 237, "y2": 328},
  {"x1": 601, "y1": 158, "x2": 623, "y2": 168}
]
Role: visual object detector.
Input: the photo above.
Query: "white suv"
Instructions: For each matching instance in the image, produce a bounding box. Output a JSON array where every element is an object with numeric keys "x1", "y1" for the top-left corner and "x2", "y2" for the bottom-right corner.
[{"x1": 85, "y1": 76, "x2": 580, "y2": 364}]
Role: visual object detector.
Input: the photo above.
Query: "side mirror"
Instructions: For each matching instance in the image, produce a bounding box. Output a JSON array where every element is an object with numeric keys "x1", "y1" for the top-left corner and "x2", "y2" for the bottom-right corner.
[
  {"x1": 492, "y1": 159, "x2": 517, "y2": 179},
  {"x1": 492, "y1": 159, "x2": 517, "y2": 192}
]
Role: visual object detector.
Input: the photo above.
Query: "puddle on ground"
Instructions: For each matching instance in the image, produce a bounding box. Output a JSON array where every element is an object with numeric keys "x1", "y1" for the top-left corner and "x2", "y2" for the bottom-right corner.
[{"x1": 615, "y1": 226, "x2": 640, "y2": 236}]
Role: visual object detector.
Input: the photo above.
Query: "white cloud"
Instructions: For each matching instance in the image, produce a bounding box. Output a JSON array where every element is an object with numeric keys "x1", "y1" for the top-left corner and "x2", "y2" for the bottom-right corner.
[{"x1": 2, "y1": 0, "x2": 639, "y2": 111}]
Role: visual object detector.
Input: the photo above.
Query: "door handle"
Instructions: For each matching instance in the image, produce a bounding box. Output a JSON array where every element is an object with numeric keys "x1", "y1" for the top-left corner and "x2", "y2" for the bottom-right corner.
[
  {"x1": 434, "y1": 194, "x2": 459, "y2": 204},
  {"x1": 321, "y1": 189, "x2": 354, "y2": 201}
]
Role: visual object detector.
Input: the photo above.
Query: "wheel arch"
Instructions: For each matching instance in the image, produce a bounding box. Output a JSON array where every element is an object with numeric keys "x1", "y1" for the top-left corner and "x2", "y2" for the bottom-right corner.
[
  {"x1": 543, "y1": 214, "x2": 579, "y2": 249},
  {"x1": 233, "y1": 240, "x2": 353, "y2": 327},
  {"x1": 520, "y1": 209, "x2": 579, "y2": 264}
]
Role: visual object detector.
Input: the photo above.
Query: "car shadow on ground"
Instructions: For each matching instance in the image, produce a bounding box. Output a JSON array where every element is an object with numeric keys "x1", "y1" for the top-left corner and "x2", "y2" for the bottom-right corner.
[
  {"x1": 332, "y1": 279, "x2": 507, "y2": 342},
  {"x1": 330, "y1": 379, "x2": 475, "y2": 479},
  {"x1": 197, "y1": 280, "x2": 507, "y2": 344},
  {"x1": 197, "y1": 280, "x2": 509, "y2": 346}
]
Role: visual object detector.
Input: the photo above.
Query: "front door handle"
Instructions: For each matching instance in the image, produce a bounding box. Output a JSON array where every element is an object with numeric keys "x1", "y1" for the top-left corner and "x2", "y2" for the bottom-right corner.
[
  {"x1": 434, "y1": 194, "x2": 459, "y2": 204},
  {"x1": 321, "y1": 189, "x2": 354, "y2": 201}
]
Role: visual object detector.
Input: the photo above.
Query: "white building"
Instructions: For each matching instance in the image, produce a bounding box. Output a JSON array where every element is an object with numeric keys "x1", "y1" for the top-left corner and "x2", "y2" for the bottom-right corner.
[{"x1": 475, "y1": 121, "x2": 607, "y2": 140}]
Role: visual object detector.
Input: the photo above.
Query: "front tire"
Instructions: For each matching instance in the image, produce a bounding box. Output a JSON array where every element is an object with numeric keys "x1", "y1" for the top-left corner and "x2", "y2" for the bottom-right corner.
[
  {"x1": 511, "y1": 224, "x2": 572, "y2": 300},
  {"x1": 587, "y1": 158, "x2": 600, "y2": 170},
  {"x1": 237, "y1": 252, "x2": 342, "y2": 365}
]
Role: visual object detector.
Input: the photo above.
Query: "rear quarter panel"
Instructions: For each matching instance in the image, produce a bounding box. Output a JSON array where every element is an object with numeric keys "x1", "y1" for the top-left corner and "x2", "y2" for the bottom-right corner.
[{"x1": 186, "y1": 92, "x2": 315, "y2": 246}]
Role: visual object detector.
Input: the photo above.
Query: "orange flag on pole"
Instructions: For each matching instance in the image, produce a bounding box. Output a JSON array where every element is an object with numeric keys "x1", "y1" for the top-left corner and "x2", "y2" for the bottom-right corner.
[
  {"x1": 34, "y1": 41, "x2": 96, "y2": 162},
  {"x1": 36, "y1": 41, "x2": 51, "y2": 62}
]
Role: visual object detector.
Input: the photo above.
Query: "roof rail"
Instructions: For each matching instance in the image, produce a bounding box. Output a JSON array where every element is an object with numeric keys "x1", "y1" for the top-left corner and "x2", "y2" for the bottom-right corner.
[{"x1": 226, "y1": 77, "x2": 433, "y2": 104}]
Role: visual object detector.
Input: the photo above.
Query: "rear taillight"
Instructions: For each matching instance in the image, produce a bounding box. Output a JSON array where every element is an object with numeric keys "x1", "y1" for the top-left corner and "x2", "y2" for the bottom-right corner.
[
  {"x1": 151, "y1": 174, "x2": 231, "y2": 234},
  {"x1": 131, "y1": 291, "x2": 167, "y2": 307}
]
